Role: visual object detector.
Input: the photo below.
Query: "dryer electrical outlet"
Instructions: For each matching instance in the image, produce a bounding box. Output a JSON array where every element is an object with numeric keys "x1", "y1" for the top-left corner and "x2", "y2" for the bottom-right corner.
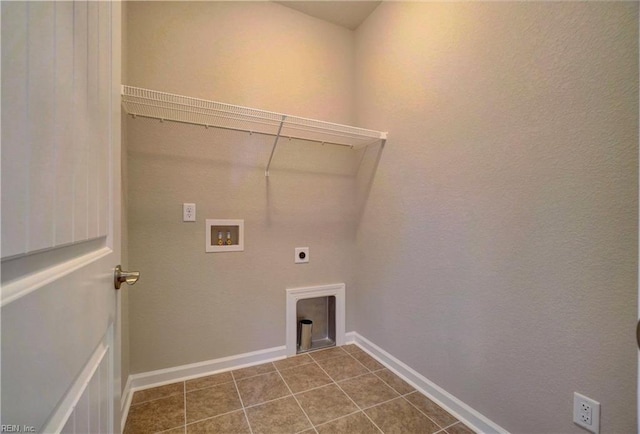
[{"x1": 295, "y1": 247, "x2": 309, "y2": 264}]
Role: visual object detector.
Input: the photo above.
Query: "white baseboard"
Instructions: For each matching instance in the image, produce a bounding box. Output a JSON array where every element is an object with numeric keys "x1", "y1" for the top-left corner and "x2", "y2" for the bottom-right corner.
[
  {"x1": 121, "y1": 345, "x2": 287, "y2": 428},
  {"x1": 350, "y1": 332, "x2": 508, "y2": 434},
  {"x1": 345, "y1": 330, "x2": 357, "y2": 344}
]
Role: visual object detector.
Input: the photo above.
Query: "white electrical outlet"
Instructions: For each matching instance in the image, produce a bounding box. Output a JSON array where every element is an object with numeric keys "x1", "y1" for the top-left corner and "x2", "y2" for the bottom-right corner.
[
  {"x1": 573, "y1": 392, "x2": 600, "y2": 434},
  {"x1": 183, "y1": 203, "x2": 196, "y2": 222},
  {"x1": 295, "y1": 247, "x2": 309, "y2": 264}
]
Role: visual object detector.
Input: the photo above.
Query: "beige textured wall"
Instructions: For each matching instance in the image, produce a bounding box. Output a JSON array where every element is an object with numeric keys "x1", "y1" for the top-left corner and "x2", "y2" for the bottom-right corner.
[
  {"x1": 126, "y1": 1, "x2": 358, "y2": 373},
  {"x1": 126, "y1": 1, "x2": 354, "y2": 124},
  {"x1": 354, "y1": 2, "x2": 638, "y2": 433}
]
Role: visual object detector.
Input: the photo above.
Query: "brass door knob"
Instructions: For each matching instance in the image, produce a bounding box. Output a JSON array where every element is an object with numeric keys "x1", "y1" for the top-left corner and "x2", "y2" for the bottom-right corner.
[{"x1": 114, "y1": 265, "x2": 140, "y2": 290}]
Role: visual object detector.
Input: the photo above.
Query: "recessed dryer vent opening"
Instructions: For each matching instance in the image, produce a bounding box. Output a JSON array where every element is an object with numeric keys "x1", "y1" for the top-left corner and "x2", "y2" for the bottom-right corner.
[
  {"x1": 286, "y1": 284, "x2": 345, "y2": 357},
  {"x1": 296, "y1": 296, "x2": 336, "y2": 353}
]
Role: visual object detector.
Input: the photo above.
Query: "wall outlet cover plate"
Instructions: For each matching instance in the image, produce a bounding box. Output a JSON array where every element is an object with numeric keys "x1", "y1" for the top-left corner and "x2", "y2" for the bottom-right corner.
[{"x1": 573, "y1": 392, "x2": 600, "y2": 434}]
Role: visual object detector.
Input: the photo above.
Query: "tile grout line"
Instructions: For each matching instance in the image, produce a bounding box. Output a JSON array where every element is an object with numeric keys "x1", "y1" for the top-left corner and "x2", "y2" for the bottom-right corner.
[
  {"x1": 182, "y1": 408, "x2": 248, "y2": 429},
  {"x1": 185, "y1": 379, "x2": 235, "y2": 394},
  {"x1": 311, "y1": 409, "x2": 362, "y2": 430},
  {"x1": 307, "y1": 347, "x2": 349, "y2": 363},
  {"x1": 184, "y1": 408, "x2": 247, "y2": 430},
  {"x1": 274, "y1": 365, "x2": 319, "y2": 434},
  {"x1": 243, "y1": 393, "x2": 295, "y2": 411},
  {"x1": 433, "y1": 423, "x2": 462, "y2": 434},
  {"x1": 400, "y1": 393, "x2": 448, "y2": 431},
  {"x1": 231, "y1": 370, "x2": 255, "y2": 434},
  {"x1": 232, "y1": 363, "x2": 277, "y2": 382},
  {"x1": 334, "y1": 369, "x2": 380, "y2": 385},
  {"x1": 371, "y1": 370, "x2": 415, "y2": 397},
  {"x1": 154, "y1": 427, "x2": 186, "y2": 434},
  {"x1": 129, "y1": 390, "x2": 184, "y2": 407},
  {"x1": 442, "y1": 421, "x2": 461, "y2": 430},
  {"x1": 359, "y1": 395, "x2": 403, "y2": 412},
  {"x1": 274, "y1": 360, "x2": 316, "y2": 374},
  {"x1": 347, "y1": 351, "x2": 384, "y2": 372},
  {"x1": 344, "y1": 350, "x2": 383, "y2": 377},
  {"x1": 439, "y1": 421, "x2": 463, "y2": 433},
  {"x1": 312, "y1": 356, "x2": 384, "y2": 434}
]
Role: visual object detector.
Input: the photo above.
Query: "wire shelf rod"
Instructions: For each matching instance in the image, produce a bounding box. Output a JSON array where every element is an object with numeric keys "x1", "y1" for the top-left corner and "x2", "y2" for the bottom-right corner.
[
  {"x1": 127, "y1": 113, "x2": 372, "y2": 150},
  {"x1": 265, "y1": 115, "x2": 286, "y2": 177},
  {"x1": 125, "y1": 100, "x2": 282, "y2": 131}
]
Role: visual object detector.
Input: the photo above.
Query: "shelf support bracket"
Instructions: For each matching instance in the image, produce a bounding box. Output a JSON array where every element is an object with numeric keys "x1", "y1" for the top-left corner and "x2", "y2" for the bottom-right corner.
[{"x1": 265, "y1": 115, "x2": 286, "y2": 177}]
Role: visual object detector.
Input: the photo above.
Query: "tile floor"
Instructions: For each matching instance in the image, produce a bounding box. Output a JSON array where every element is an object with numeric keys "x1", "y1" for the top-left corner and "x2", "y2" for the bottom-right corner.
[{"x1": 124, "y1": 345, "x2": 475, "y2": 434}]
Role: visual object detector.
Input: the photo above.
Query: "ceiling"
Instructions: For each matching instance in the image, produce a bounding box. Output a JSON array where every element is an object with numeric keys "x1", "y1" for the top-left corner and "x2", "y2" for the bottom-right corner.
[{"x1": 274, "y1": 1, "x2": 382, "y2": 30}]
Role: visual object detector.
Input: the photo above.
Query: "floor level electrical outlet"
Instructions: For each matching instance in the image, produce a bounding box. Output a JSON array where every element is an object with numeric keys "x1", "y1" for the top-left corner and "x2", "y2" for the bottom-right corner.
[
  {"x1": 573, "y1": 392, "x2": 600, "y2": 434},
  {"x1": 183, "y1": 203, "x2": 196, "y2": 222}
]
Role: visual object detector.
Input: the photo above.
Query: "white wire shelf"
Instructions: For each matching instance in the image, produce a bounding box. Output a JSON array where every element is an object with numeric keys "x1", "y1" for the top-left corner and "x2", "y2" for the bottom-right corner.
[{"x1": 121, "y1": 86, "x2": 387, "y2": 176}]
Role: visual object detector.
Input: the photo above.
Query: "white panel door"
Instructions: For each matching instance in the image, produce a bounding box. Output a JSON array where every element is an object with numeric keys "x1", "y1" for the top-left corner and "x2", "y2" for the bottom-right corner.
[{"x1": 1, "y1": 1, "x2": 123, "y2": 433}]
